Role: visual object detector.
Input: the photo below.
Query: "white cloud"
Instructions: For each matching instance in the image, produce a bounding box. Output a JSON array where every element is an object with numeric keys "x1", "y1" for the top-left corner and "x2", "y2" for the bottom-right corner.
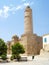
[
  {"x1": 24, "y1": 3, "x2": 30, "y2": 6},
  {"x1": 16, "y1": 6, "x2": 22, "y2": 10},
  {"x1": 3, "y1": 6, "x2": 10, "y2": 18},
  {"x1": 0, "y1": 6, "x2": 10, "y2": 18},
  {"x1": 12, "y1": 5, "x2": 24, "y2": 14},
  {"x1": 3, "y1": 6, "x2": 10, "y2": 12},
  {"x1": 24, "y1": 1, "x2": 34, "y2": 6},
  {"x1": 10, "y1": 5, "x2": 22, "y2": 14},
  {"x1": 0, "y1": 5, "x2": 23, "y2": 18},
  {"x1": 0, "y1": 1, "x2": 34, "y2": 18}
]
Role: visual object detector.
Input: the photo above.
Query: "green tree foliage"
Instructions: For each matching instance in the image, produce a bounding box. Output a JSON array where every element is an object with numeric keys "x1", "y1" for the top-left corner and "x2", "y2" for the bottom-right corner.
[
  {"x1": 12, "y1": 43, "x2": 25, "y2": 55},
  {"x1": 11, "y1": 43, "x2": 25, "y2": 60},
  {"x1": 0, "y1": 38, "x2": 7, "y2": 59}
]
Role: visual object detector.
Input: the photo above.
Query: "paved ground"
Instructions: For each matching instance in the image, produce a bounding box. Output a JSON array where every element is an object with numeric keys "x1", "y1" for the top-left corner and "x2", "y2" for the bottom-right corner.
[{"x1": 0, "y1": 56, "x2": 49, "y2": 65}]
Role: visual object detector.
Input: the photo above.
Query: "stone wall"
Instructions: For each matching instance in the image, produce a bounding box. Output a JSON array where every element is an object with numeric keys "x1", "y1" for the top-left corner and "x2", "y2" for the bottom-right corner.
[
  {"x1": 20, "y1": 33, "x2": 42, "y2": 56},
  {"x1": 7, "y1": 35, "x2": 19, "y2": 54}
]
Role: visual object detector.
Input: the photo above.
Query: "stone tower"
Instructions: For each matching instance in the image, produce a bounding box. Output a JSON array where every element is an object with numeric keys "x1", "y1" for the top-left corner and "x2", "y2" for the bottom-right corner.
[
  {"x1": 20, "y1": 6, "x2": 42, "y2": 56},
  {"x1": 24, "y1": 6, "x2": 33, "y2": 34}
]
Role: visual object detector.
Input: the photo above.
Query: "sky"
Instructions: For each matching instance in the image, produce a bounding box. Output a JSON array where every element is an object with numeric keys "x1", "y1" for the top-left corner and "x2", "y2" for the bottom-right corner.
[{"x1": 0, "y1": 0, "x2": 49, "y2": 42}]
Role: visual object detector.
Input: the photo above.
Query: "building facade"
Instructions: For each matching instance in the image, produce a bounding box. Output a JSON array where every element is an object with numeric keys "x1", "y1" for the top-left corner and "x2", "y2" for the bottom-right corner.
[{"x1": 43, "y1": 34, "x2": 49, "y2": 51}]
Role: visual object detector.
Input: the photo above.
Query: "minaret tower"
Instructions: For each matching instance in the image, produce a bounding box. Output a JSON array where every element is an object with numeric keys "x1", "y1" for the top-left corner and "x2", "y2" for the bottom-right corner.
[
  {"x1": 20, "y1": 6, "x2": 42, "y2": 56},
  {"x1": 24, "y1": 6, "x2": 33, "y2": 34}
]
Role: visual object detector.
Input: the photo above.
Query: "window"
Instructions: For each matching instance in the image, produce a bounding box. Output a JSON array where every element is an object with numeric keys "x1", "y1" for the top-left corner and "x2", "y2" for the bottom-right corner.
[{"x1": 44, "y1": 38, "x2": 47, "y2": 43}]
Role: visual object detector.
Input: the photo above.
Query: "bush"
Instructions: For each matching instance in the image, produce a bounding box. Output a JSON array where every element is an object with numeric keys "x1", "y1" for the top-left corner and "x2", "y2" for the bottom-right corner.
[
  {"x1": 12, "y1": 43, "x2": 25, "y2": 55},
  {"x1": 10, "y1": 56, "x2": 13, "y2": 60},
  {"x1": 10, "y1": 55, "x2": 14, "y2": 60},
  {"x1": 0, "y1": 38, "x2": 7, "y2": 58},
  {"x1": 1, "y1": 55, "x2": 7, "y2": 60},
  {"x1": 16, "y1": 55, "x2": 21, "y2": 61},
  {"x1": 10, "y1": 54, "x2": 21, "y2": 61},
  {"x1": 11, "y1": 43, "x2": 25, "y2": 61}
]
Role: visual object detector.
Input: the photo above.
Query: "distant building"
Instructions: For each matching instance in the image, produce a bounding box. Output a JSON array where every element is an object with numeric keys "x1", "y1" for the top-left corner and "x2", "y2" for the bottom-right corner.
[
  {"x1": 7, "y1": 6, "x2": 43, "y2": 56},
  {"x1": 43, "y1": 34, "x2": 49, "y2": 51}
]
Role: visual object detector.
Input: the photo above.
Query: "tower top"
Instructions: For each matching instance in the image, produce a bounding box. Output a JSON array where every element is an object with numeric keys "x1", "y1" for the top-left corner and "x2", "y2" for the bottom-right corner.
[
  {"x1": 25, "y1": 6, "x2": 32, "y2": 12},
  {"x1": 24, "y1": 6, "x2": 33, "y2": 34},
  {"x1": 26, "y1": 6, "x2": 30, "y2": 8}
]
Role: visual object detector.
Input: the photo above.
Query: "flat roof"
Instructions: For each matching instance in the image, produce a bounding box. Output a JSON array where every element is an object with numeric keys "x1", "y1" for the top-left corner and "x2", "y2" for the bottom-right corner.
[{"x1": 43, "y1": 33, "x2": 49, "y2": 36}]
